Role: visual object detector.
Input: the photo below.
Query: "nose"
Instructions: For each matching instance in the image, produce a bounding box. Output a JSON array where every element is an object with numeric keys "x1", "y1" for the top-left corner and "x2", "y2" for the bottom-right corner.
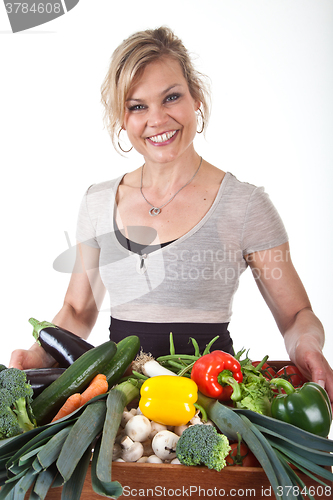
[{"x1": 147, "y1": 104, "x2": 169, "y2": 128}]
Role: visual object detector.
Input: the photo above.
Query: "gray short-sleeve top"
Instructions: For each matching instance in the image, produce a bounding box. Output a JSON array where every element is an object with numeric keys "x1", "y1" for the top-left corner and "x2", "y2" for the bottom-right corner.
[{"x1": 76, "y1": 172, "x2": 288, "y2": 324}]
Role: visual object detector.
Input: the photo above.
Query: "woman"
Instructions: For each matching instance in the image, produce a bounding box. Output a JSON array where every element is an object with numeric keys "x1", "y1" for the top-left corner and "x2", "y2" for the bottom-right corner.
[{"x1": 9, "y1": 27, "x2": 333, "y2": 403}]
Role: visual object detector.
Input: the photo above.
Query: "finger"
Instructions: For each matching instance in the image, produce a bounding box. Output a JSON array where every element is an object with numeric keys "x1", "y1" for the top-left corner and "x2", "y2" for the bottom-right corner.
[
  {"x1": 9, "y1": 358, "x2": 24, "y2": 369},
  {"x1": 9, "y1": 350, "x2": 25, "y2": 370}
]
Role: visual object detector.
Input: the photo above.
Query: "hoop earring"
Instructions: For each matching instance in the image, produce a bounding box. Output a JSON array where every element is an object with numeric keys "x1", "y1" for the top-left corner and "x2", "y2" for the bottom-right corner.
[
  {"x1": 117, "y1": 128, "x2": 133, "y2": 153},
  {"x1": 196, "y1": 108, "x2": 205, "y2": 134}
]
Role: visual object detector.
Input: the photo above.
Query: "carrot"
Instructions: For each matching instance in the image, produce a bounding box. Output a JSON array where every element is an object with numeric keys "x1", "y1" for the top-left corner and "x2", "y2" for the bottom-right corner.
[
  {"x1": 51, "y1": 393, "x2": 82, "y2": 422},
  {"x1": 79, "y1": 373, "x2": 109, "y2": 407}
]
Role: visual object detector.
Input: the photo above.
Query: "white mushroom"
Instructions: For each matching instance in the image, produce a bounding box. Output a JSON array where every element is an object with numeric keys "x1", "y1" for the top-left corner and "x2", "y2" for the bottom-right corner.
[
  {"x1": 137, "y1": 456, "x2": 148, "y2": 463},
  {"x1": 152, "y1": 430, "x2": 179, "y2": 460},
  {"x1": 170, "y1": 458, "x2": 181, "y2": 464},
  {"x1": 112, "y1": 442, "x2": 122, "y2": 461},
  {"x1": 189, "y1": 414, "x2": 203, "y2": 426},
  {"x1": 173, "y1": 425, "x2": 189, "y2": 436},
  {"x1": 115, "y1": 429, "x2": 126, "y2": 444},
  {"x1": 121, "y1": 408, "x2": 137, "y2": 427},
  {"x1": 120, "y1": 435, "x2": 144, "y2": 462},
  {"x1": 125, "y1": 415, "x2": 152, "y2": 442},
  {"x1": 146, "y1": 454, "x2": 163, "y2": 463},
  {"x1": 142, "y1": 439, "x2": 154, "y2": 456},
  {"x1": 149, "y1": 421, "x2": 168, "y2": 439}
]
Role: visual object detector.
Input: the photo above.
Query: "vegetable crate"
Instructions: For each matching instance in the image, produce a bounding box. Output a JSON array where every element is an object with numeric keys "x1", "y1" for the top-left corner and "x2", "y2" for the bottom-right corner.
[{"x1": 25, "y1": 362, "x2": 333, "y2": 500}]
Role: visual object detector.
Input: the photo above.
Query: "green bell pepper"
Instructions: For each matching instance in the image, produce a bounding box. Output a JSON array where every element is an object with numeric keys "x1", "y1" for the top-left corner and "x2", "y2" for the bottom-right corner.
[{"x1": 270, "y1": 378, "x2": 332, "y2": 437}]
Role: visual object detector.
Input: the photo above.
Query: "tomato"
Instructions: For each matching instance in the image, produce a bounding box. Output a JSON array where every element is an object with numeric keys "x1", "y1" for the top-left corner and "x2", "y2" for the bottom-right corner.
[
  {"x1": 226, "y1": 442, "x2": 260, "y2": 467},
  {"x1": 276, "y1": 365, "x2": 308, "y2": 388},
  {"x1": 252, "y1": 361, "x2": 276, "y2": 380}
]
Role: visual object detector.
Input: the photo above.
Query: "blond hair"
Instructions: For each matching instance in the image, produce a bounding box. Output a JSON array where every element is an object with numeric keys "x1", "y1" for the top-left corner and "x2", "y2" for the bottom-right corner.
[{"x1": 101, "y1": 26, "x2": 211, "y2": 151}]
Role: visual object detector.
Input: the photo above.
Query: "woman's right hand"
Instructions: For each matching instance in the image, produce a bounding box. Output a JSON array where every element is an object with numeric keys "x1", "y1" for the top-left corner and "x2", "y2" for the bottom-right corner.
[{"x1": 9, "y1": 343, "x2": 55, "y2": 370}]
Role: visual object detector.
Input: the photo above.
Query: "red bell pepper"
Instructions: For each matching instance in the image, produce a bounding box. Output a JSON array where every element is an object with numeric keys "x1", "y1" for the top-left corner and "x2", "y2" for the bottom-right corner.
[{"x1": 191, "y1": 351, "x2": 243, "y2": 401}]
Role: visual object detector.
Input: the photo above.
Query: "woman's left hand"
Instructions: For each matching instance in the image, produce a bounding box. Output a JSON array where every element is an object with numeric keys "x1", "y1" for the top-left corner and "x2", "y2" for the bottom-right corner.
[
  {"x1": 293, "y1": 341, "x2": 333, "y2": 404},
  {"x1": 245, "y1": 242, "x2": 333, "y2": 405}
]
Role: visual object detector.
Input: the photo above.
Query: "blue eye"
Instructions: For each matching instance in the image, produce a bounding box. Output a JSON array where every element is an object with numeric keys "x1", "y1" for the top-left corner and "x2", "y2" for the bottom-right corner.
[
  {"x1": 165, "y1": 93, "x2": 181, "y2": 103},
  {"x1": 128, "y1": 104, "x2": 146, "y2": 112}
]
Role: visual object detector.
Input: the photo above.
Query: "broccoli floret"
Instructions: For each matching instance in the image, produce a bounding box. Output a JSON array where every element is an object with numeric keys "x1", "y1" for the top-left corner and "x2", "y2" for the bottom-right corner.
[
  {"x1": 0, "y1": 368, "x2": 36, "y2": 438},
  {"x1": 0, "y1": 388, "x2": 23, "y2": 439},
  {"x1": 176, "y1": 424, "x2": 231, "y2": 471}
]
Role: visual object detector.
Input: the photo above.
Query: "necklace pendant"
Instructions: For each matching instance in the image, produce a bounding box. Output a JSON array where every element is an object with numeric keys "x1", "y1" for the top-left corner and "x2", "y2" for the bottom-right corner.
[{"x1": 149, "y1": 207, "x2": 161, "y2": 216}]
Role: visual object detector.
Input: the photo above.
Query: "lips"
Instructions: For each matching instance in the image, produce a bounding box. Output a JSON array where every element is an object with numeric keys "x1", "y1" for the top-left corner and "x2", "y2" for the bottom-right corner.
[{"x1": 147, "y1": 130, "x2": 178, "y2": 145}]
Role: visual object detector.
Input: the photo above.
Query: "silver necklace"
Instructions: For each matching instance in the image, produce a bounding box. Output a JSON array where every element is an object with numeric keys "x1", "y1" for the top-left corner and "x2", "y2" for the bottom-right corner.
[{"x1": 140, "y1": 156, "x2": 203, "y2": 216}]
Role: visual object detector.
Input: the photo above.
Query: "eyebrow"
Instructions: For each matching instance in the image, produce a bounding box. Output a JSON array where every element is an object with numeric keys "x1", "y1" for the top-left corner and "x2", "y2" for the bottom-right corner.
[{"x1": 126, "y1": 84, "x2": 183, "y2": 102}]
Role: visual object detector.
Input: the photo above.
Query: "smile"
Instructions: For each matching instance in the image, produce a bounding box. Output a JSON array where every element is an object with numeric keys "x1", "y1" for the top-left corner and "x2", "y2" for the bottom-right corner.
[{"x1": 148, "y1": 130, "x2": 178, "y2": 144}]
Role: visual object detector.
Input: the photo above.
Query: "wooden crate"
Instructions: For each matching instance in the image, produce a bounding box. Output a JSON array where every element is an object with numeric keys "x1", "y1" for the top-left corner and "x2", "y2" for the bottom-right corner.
[
  {"x1": 43, "y1": 462, "x2": 332, "y2": 500},
  {"x1": 42, "y1": 360, "x2": 332, "y2": 500}
]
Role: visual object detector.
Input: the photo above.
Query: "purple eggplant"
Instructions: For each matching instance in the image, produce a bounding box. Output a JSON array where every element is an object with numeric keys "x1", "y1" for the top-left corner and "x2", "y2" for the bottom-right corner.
[
  {"x1": 29, "y1": 317, "x2": 94, "y2": 368},
  {"x1": 24, "y1": 368, "x2": 66, "y2": 398}
]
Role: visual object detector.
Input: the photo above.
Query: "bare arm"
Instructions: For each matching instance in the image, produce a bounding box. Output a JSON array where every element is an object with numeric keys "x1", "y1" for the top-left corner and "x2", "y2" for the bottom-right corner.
[
  {"x1": 9, "y1": 244, "x2": 106, "y2": 370},
  {"x1": 245, "y1": 242, "x2": 333, "y2": 402}
]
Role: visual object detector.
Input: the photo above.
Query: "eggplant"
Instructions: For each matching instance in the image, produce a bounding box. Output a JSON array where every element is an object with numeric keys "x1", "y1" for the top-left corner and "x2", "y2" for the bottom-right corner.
[
  {"x1": 29, "y1": 317, "x2": 95, "y2": 368},
  {"x1": 24, "y1": 368, "x2": 66, "y2": 398}
]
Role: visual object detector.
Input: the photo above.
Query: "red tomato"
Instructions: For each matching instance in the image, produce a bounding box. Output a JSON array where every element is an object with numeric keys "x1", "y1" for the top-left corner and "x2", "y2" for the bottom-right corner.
[
  {"x1": 276, "y1": 365, "x2": 308, "y2": 388},
  {"x1": 252, "y1": 361, "x2": 276, "y2": 380},
  {"x1": 226, "y1": 442, "x2": 260, "y2": 467}
]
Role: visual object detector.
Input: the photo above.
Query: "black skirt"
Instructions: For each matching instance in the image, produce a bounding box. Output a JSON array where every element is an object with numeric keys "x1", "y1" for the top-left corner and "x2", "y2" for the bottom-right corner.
[{"x1": 109, "y1": 316, "x2": 234, "y2": 358}]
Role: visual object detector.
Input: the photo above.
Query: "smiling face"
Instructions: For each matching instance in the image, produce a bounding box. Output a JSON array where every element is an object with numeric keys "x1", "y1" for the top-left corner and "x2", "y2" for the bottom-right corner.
[{"x1": 123, "y1": 57, "x2": 201, "y2": 165}]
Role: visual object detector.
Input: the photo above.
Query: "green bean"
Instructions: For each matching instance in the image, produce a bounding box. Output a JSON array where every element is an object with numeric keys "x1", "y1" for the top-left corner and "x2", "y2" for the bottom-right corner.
[
  {"x1": 202, "y1": 335, "x2": 220, "y2": 355},
  {"x1": 169, "y1": 332, "x2": 175, "y2": 355},
  {"x1": 157, "y1": 354, "x2": 200, "y2": 362},
  {"x1": 177, "y1": 361, "x2": 196, "y2": 377},
  {"x1": 131, "y1": 371, "x2": 148, "y2": 380},
  {"x1": 189, "y1": 337, "x2": 200, "y2": 357},
  {"x1": 166, "y1": 360, "x2": 188, "y2": 371}
]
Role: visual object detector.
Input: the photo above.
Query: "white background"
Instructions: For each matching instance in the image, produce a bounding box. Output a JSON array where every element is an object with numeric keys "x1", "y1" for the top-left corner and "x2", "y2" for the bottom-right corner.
[{"x1": 0, "y1": 0, "x2": 332, "y2": 382}]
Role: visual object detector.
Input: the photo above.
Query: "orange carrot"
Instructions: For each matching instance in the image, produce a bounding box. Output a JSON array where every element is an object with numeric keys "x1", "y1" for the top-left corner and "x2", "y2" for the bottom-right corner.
[
  {"x1": 51, "y1": 393, "x2": 82, "y2": 422},
  {"x1": 79, "y1": 373, "x2": 108, "y2": 407}
]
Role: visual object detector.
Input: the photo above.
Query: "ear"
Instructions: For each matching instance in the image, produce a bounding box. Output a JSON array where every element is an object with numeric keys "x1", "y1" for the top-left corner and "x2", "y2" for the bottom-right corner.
[{"x1": 194, "y1": 100, "x2": 202, "y2": 112}]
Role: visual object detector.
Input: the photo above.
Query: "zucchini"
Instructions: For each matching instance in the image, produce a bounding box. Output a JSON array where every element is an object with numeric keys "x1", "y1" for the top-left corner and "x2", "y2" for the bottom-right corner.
[
  {"x1": 102, "y1": 336, "x2": 140, "y2": 387},
  {"x1": 31, "y1": 341, "x2": 117, "y2": 425}
]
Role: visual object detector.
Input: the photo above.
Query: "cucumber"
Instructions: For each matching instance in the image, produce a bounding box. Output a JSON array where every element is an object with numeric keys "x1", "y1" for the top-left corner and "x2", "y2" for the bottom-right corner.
[
  {"x1": 31, "y1": 340, "x2": 117, "y2": 425},
  {"x1": 102, "y1": 335, "x2": 140, "y2": 388}
]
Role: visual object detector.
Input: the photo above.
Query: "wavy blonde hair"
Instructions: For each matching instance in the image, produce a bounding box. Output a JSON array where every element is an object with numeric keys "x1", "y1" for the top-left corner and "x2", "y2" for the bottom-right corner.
[{"x1": 101, "y1": 26, "x2": 211, "y2": 152}]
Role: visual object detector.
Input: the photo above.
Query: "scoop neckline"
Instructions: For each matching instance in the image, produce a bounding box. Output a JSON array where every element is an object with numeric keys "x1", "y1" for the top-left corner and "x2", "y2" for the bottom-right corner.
[{"x1": 112, "y1": 171, "x2": 232, "y2": 255}]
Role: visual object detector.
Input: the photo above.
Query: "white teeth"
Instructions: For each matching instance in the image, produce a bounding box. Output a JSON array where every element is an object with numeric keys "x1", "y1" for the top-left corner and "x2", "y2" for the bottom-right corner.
[{"x1": 149, "y1": 130, "x2": 177, "y2": 143}]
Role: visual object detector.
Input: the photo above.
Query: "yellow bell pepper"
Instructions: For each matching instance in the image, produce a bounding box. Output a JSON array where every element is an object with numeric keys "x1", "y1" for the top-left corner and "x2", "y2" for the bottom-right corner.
[{"x1": 139, "y1": 375, "x2": 198, "y2": 426}]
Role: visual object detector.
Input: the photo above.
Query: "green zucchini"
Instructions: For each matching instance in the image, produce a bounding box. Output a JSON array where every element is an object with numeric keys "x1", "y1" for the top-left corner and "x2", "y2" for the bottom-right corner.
[
  {"x1": 102, "y1": 336, "x2": 140, "y2": 388},
  {"x1": 31, "y1": 341, "x2": 117, "y2": 425}
]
